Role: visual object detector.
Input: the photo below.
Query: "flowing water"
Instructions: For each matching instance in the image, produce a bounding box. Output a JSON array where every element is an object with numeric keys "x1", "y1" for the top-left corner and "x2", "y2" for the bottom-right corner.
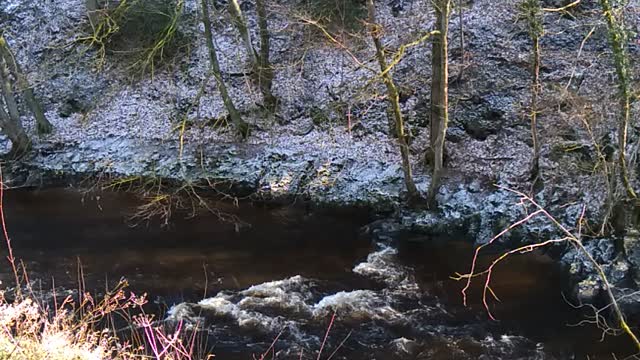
[{"x1": 1, "y1": 188, "x2": 637, "y2": 359}]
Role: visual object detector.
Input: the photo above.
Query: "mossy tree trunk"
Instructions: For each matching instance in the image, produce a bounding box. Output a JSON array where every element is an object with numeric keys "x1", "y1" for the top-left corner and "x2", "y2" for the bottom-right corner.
[
  {"x1": 427, "y1": 0, "x2": 451, "y2": 208},
  {"x1": 0, "y1": 35, "x2": 52, "y2": 135},
  {"x1": 255, "y1": 0, "x2": 277, "y2": 111},
  {"x1": 0, "y1": 56, "x2": 31, "y2": 157},
  {"x1": 201, "y1": 0, "x2": 249, "y2": 138},
  {"x1": 522, "y1": 0, "x2": 542, "y2": 186},
  {"x1": 599, "y1": 0, "x2": 636, "y2": 200},
  {"x1": 367, "y1": 0, "x2": 420, "y2": 203}
]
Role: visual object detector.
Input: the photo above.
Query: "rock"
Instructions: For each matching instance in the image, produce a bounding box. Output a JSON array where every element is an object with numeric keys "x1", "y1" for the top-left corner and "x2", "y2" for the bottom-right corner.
[
  {"x1": 58, "y1": 98, "x2": 89, "y2": 118},
  {"x1": 613, "y1": 287, "x2": 640, "y2": 322},
  {"x1": 389, "y1": 0, "x2": 407, "y2": 16},
  {"x1": 447, "y1": 126, "x2": 467, "y2": 143},
  {"x1": 550, "y1": 141, "x2": 594, "y2": 161},
  {"x1": 562, "y1": 238, "x2": 632, "y2": 303},
  {"x1": 361, "y1": 218, "x2": 405, "y2": 243},
  {"x1": 624, "y1": 229, "x2": 640, "y2": 287},
  {"x1": 457, "y1": 95, "x2": 509, "y2": 141}
]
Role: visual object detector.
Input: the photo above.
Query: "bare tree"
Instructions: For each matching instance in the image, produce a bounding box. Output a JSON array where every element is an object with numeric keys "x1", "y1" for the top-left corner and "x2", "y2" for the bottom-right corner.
[
  {"x1": 427, "y1": 0, "x2": 451, "y2": 207},
  {"x1": 0, "y1": 35, "x2": 53, "y2": 135},
  {"x1": 255, "y1": 0, "x2": 276, "y2": 111},
  {"x1": 228, "y1": 0, "x2": 258, "y2": 66},
  {"x1": 366, "y1": 0, "x2": 420, "y2": 203},
  {"x1": 227, "y1": 0, "x2": 277, "y2": 111},
  {"x1": 201, "y1": 0, "x2": 249, "y2": 138}
]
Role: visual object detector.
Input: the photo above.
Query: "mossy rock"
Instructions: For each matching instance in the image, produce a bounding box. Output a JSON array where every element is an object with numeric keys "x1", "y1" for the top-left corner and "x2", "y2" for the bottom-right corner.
[{"x1": 310, "y1": 106, "x2": 331, "y2": 126}]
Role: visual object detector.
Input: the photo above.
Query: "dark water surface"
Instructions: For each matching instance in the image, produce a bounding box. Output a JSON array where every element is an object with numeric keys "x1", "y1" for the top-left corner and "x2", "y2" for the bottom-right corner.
[
  {"x1": 4, "y1": 188, "x2": 371, "y2": 300},
  {"x1": 1, "y1": 188, "x2": 637, "y2": 359}
]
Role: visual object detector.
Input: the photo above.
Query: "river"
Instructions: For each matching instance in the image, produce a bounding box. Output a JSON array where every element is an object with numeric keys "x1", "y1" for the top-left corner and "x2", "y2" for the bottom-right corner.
[{"x1": 1, "y1": 188, "x2": 635, "y2": 359}]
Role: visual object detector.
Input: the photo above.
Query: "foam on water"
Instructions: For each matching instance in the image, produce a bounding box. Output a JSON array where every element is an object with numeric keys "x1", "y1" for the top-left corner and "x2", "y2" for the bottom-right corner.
[
  {"x1": 352, "y1": 244, "x2": 408, "y2": 286},
  {"x1": 167, "y1": 241, "x2": 556, "y2": 359},
  {"x1": 313, "y1": 289, "x2": 404, "y2": 322}
]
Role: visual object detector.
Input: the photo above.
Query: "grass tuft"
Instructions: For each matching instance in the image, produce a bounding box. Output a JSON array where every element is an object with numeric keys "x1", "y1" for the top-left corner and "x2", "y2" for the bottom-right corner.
[{"x1": 78, "y1": 0, "x2": 187, "y2": 75}]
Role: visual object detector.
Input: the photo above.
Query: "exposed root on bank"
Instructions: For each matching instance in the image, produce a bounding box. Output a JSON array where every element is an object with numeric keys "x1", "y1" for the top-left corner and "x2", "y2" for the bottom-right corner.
[{"x1": 100, "y1": 175, "x2": 247, "y2": 228}]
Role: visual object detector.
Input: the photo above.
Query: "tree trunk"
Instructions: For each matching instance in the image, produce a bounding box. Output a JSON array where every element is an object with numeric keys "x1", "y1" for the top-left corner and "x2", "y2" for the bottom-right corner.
[
  {"x1": 458, "y1": 0, "x2": 465, "y2": 61},
  {"x1": 0, "y1": 105, "x2": 31, "y2": 158},
  {"x1": 255, "y1": 0, "x2": 277, "y2": 111},
  {"x1": 0, "y1": 36, "x2": 53, "y2": 135},
  {"x1": 201, "y1": 0, "x2": 249, "y2": 138},
  {"x1": 367, "y1": 0, "x2": 420, "y2": 203},
  {"x1": 427, "y1": 0, "x2": 451, "y2": 207},
  {"x1": 530, "y1": 34, "x2": 541, "y2": 182},
  {"x1": 228, "y1": 0, "x2": 258, "y2": 67},
  {"x1": 0, "y1": 57, "x2": 31, "y2": 157},
  {"x1": 85, "y1": 0, "x2": 101, "y2": 29},
  {"x1": 600, "y1": 0, "x2": 636, "y2": 199},
  {"x1": 522, "y1": 0, "x2": 543, "y2": 185}
]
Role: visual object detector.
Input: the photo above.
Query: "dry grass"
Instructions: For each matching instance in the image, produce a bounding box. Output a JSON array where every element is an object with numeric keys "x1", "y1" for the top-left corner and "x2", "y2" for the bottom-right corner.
[
  {"x1": 0, "y1": 278, "x2": 210, "y2": 360},
  {"x1": 0, "y1": 282, "x2": 135, "y2": 360},
  {"x1": 0, "y1": 298, "x2": 113, "y2": 360},
  {"x1": 77, "y1": 0, "x2": 187, "y2": 74}
]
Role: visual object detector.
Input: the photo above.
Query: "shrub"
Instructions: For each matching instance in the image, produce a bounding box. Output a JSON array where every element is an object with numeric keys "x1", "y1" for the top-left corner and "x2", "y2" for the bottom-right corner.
[
  {"x1": 81, "y1": 0, "x2": 186, "y2": 74},
  {"x1": 300, "y1": 0, "x2": 367, "y2": 30}
]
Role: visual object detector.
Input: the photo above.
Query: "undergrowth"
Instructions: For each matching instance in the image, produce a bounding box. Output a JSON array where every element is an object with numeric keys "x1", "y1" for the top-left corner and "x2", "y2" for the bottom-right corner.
[
  {"x1": 300, "y1": 0, "x2": 367, "y2": 31},
  {"x1": 78, "y1": 0, "x2": 187, "y2": 75},
  {"x1": 0, "y1": 278, "x2": 211, "y2": 360}
]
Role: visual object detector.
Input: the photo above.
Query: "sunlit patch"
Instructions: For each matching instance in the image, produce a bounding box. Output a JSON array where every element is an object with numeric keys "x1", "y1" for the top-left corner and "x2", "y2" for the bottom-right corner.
[{"x1": 268, "y1": 173, "x2": 293, "y2": 194}]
